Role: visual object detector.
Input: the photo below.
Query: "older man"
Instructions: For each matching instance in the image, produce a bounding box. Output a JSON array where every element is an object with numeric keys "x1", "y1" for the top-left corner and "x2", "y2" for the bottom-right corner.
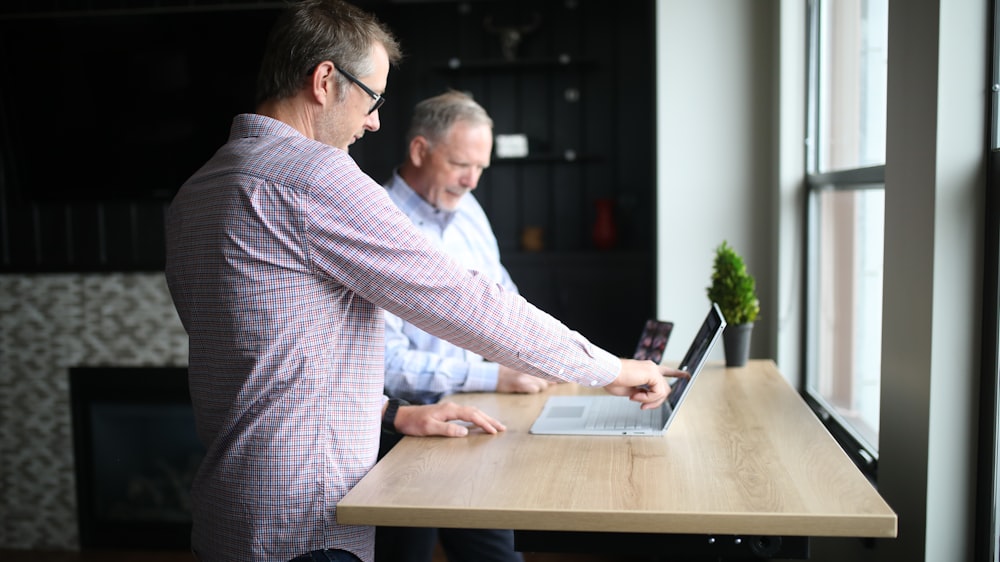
[{"x1": 376, "y1": 91, "x2": 548, "y2": 562}]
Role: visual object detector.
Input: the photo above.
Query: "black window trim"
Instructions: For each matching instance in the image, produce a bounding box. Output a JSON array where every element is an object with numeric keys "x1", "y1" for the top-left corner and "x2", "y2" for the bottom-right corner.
[{"x1": 975, "y1": 1, "x2": 999, "y2": 559}]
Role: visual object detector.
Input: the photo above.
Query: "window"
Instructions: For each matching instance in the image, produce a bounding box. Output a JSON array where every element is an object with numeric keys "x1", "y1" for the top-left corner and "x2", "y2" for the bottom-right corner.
[
  {"x1": 976, "y1": 2, "x2": 1000, "y2": 560},
  {"x1": 804, "y1": 0, "x2": 888, "y2": 475}
]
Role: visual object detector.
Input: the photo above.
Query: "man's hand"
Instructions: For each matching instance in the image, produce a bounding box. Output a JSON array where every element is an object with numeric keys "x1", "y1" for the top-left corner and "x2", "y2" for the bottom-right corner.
[
  {"x1": 602, "y1": 359, "x2": 690, "y2": 410},
  {"x1": 392, "y1": 401, "x2": 507, "y2": 437},
  {"x1": 496, "y1": 365, "x2": 553, "y2": 394}
]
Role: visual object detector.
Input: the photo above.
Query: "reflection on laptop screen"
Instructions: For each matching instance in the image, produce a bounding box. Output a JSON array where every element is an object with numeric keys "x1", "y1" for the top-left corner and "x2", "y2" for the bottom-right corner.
[{"x1": 667, "y1": 303, "x2": 726, "y2": 408}]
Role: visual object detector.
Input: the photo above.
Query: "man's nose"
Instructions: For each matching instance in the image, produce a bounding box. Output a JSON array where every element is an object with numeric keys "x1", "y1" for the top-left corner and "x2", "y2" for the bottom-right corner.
[
  {"x1": 461, "y1": 169, "x2": 481, "y2": 189},
  {"x1": 364, "y1": 109, "x2": 381, "y2": 132}
]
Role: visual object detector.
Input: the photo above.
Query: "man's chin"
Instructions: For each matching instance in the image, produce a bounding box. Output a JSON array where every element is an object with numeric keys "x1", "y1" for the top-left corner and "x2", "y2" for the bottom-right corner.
[{"x1": 441, "y1": 197, "x2": 466, "y2": 211}]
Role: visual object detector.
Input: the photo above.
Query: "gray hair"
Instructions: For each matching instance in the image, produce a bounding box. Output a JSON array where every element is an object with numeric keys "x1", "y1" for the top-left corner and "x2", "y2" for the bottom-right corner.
[
  {"x1": 255, "y1": 0, "x2": 402, "y2": 106},
  {"x1": 405, "y1": 90, "x2": 494, "y2": 145}
]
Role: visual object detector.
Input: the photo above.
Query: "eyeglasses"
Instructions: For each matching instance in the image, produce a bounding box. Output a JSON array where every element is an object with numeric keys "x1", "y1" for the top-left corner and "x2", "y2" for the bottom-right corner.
[{"x1": 337, "y1": 66, "x2": 385, "y2": 115}]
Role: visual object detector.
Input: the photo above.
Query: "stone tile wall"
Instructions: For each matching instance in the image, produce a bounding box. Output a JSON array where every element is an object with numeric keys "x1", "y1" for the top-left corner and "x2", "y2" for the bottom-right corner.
[{"x1": 0, "y1": 273, "x2": 188, "y2": 549}]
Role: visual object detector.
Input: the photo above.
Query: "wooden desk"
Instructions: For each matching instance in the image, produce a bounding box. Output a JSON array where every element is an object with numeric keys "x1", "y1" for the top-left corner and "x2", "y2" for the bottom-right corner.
[{"x1": 339, "y1": 360, "x2": 896, "y2": 556}]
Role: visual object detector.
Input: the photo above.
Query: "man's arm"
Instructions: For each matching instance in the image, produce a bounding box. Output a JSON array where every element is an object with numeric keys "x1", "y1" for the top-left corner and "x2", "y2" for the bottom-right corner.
[
  {"x1": 383, "y1": 361, "x2": 685, "y2": 439},
  {"x1": 307, "y1": 157, "x2": 646, "y2": 399},
  {"x1": 383, "y1": 312, "x2": 500, "y2": 403}
]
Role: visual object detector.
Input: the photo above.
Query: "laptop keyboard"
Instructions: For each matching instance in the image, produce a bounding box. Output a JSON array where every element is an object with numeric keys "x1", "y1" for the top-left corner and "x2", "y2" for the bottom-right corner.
[{"x1": 584, "y1": 398, "x2": 660, "y2": 430}]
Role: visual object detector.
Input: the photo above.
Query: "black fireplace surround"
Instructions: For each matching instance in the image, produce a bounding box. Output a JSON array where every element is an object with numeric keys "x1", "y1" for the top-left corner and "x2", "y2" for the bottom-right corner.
[{"x1": 70, "y1": 366, "x2": 203, "y2": 550}]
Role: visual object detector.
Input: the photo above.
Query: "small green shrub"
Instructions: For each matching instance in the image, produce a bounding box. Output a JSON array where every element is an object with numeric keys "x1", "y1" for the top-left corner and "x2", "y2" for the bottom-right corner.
[{"x1": 706, "y1": 240, "x2": 760, "y2": 325}]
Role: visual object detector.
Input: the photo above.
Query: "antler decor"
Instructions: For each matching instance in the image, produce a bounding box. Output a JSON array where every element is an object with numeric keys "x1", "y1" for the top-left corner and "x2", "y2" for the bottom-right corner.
[{"x1": 483, "y1": 12, "x2": 542, "y2": 61}]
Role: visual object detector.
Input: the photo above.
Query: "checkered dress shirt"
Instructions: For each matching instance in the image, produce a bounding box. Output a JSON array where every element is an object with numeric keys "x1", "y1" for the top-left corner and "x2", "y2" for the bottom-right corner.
[{"x1": 165, "y1": 114, "x2": 620, "y2": 562}]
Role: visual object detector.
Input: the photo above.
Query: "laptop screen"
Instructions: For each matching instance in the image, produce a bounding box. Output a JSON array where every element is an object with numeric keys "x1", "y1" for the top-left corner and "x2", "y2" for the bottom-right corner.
[{"x1": 668, "y1": 303, "x2": 726, "y2": 408}]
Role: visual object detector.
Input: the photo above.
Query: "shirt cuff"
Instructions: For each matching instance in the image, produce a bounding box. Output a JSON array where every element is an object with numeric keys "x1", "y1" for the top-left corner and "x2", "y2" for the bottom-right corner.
[
  {"x1": 460, "y1": 361, "x2": 500, "y2": 393},
  {"x1": 587, "y1": 345, "x2": 622, "y2": 387}
]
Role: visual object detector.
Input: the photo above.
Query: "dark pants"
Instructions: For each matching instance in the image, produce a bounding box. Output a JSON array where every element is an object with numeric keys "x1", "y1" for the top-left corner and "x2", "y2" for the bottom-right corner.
[
  {"x1": 375, "y1": 526, "x2": 523, "y2": 562},
  {"x1": 289, "y1": 549, "x2": 362, "y2": 562},
  {"x1": 375, "y1": 430, "x2": 523, "y2": 562}
]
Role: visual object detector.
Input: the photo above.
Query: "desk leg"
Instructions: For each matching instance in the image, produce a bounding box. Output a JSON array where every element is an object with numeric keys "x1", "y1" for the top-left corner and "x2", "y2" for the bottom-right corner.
[{"x1": 513, "y1": 531, "x2": 810, "y2": 560}]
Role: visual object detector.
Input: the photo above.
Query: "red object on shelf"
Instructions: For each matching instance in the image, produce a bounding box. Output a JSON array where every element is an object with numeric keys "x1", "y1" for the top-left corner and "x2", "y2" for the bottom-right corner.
[{"x1": 592, "y1": 198, "x2": 618, "y2": 250}]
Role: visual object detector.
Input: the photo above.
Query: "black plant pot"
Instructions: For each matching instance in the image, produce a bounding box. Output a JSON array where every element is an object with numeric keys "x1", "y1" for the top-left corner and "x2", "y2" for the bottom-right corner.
[{"x1": 723, "y1": 322, "x2": 754, "y2": 367}]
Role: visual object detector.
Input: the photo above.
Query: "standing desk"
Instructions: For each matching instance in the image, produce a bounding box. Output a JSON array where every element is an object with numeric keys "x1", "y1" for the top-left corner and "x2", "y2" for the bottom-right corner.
[{"x1": 338, "y1": 360, "x2": 897, "y2": 559}]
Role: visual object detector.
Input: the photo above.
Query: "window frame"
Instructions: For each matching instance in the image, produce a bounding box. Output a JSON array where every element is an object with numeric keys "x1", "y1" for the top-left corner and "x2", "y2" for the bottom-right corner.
[
  {"x1": 975, "y1": 1, "x2": 1000, "y2": 560},
  {"x1": 802, "y1": 169, "x2": 884, "y2": 479},
  {"x1": 802, "y1": 0, "x2": 885, "y2": 480}
]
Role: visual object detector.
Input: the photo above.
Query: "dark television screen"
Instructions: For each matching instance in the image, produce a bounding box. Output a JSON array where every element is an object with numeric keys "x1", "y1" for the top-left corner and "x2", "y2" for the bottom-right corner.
[{"x1": 0, "y1": 8, "x2": 280, "y2": 202}]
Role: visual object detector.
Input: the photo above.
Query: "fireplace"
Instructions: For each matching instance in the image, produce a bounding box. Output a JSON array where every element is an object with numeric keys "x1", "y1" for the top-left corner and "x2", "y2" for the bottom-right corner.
[{"x1": 70, "y1": 367, "x2": 204, "y2": 550}]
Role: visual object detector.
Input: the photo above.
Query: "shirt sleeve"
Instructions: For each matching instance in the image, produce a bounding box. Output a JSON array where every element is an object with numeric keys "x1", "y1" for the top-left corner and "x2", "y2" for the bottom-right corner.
[
  {"x1": 383, "y1": 311, "x2": 501, "y2": 404},
  {"x1": 497, "y1": 263, "x2": 519, "y2": 297},
  {"x1": 305, "y1": 154, "x2": 621, "y2": 389}
]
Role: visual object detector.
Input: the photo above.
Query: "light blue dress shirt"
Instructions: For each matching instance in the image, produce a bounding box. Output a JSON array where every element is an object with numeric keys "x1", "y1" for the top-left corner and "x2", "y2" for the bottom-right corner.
[{"x1": 383, "y1": 172, "x2": 519, "y2": 404}]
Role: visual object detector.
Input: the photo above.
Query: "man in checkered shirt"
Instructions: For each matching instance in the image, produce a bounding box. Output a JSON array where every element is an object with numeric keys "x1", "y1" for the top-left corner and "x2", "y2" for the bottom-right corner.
[{"x1": 164, "y1": 2, "x2": 684, "y2": 562}]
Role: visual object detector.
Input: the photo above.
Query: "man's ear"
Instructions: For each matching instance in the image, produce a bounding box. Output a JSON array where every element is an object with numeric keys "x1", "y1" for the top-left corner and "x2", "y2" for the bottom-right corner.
[
  {"x1": 409, "y1": 136, "x2": 430, "y2": 167},
  {"x1": 310, "y1": 61, "x2": 337, "y2": 105}
]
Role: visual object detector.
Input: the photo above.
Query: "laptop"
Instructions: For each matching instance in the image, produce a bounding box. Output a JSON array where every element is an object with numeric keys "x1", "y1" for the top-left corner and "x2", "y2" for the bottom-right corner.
[
  {"x1": 529, "y1": 302, "x2": 727, "y2": 436},
  {"x1": 631, "y1": 319, "x2": 674, "y2": 364}
]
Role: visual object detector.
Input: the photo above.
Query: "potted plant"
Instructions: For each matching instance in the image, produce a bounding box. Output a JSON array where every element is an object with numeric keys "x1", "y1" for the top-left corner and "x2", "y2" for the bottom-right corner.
[{"x1": 706, "y1": 241, "x2": 760, "y2": 367}]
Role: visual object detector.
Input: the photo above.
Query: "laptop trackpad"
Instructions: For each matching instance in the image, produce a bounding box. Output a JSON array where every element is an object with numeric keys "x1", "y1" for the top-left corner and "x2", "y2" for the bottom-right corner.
[{"x1": 549, "y1": 406, "x2": 586, "y2": 419}]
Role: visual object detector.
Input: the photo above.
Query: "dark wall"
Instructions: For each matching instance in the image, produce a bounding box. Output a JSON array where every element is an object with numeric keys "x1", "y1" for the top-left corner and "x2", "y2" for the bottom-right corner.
[
  {"x1": 0, "y1": 0, "x2": 656, "y2": 356},
  {"x1": 361, "y1": 0, "x2": 656, "y2": 254}
]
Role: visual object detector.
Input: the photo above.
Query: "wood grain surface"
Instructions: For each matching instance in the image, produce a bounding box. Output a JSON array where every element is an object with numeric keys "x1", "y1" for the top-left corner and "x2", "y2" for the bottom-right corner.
[{"x1": 338, "y1": 360, "x2": 896, "y2": 538}]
